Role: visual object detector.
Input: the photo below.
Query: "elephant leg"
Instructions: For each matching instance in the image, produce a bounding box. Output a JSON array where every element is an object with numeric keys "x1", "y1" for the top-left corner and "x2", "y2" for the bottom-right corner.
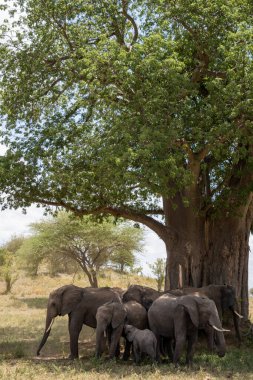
[
  {"x1": 107, "y1": 327, "x2": 112, "y2": 349},
  {"x1": 146, "y1": 346, "x2": 156, "y2": 363},
  {"x1": 161, "y1": 337, "x2": 174, "y2": 361},
  {"x1": 167, "y1": 339, "x2": 174, "y2": 361},
  {"x1": 149, "y1": 327, "x2": 161, "y2": 362},
  {"x1": 122, "y1": 339, "x2": 132, "y2": 361},
  {"x1": 133, "y1": 342, "x2": 141, "y2": 364},
  {"x1": 68, "y1": 314, "x2": 83, "y2": 359},
  {"x1": 173, "y1": 335, "x2": 186, "y2": 366},
  {"x1": 95, "y1": 325, "x2": 107, "y2": 358},
  {"x1": 155, "y1": 334, "x2": 162, "y2": 362},
  {"x1": 186, "y1": 329, "x2": 198, "y2": 366},
  {"x1": 173, "y1": 307, "x2": 187, "y2": 366},
  {"x1": 108, "y1": 326, "x2": 123, "y2": 359},
  {"x1": 115, "y1": 343, "x2": 121, "y2": 358}
]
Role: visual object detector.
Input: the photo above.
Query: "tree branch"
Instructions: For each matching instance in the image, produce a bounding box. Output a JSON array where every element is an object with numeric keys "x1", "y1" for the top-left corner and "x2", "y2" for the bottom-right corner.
[
  {"x1": 30, "y1": 198, "x2": 167, "y2": 240},
  {"x1": 42, "y1": 77, "x2": 64, "y2": 97},
  {"x1": 111, "y1": 0, "x2": 138, "y2": 51},
  {"x1": 122, "y1": 0, "x2": 138, "y2": 49},
  {"x1": 51, "y1": 12, "x2": 74, "y2": 51}
]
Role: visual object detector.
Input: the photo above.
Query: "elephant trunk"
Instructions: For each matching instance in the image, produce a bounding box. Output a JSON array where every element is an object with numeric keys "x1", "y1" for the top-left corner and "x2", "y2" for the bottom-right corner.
[
  {"x1": 230, "y1": 307, "x2": 242, "y2": 343},
  {"x1": 214, "y1": 329, "x2": 226, "y2": 357},
  {"x1": 209, "y1": 315, "x2": 226, "y2": 357},
  {"x1": 37, "y1": 316, "x2": 55, "y2": 356}
]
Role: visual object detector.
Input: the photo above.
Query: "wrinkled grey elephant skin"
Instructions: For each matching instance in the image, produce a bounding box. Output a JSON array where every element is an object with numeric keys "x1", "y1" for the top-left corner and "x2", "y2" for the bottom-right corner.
[
  {"x1": 148, "y1": 294, "x2": 227, "y2": 365},
  {"x1": 37, "y1": 285, "x2": 122, "y2": 359},
  {"x1": 122, "y1": 285, "x2": 160, "y2": 309},
  {"x1": 123, "y1": 284, "x2": 242, "y2": 342},
  {"x1": 95, "y1": 300, "x2": 148, "y2": 359},
  {"x1": 124, "y1": 324, "x2": 157, "y2": 364},
  {"x1": 168, "y1": 284, "x2": 243, "y2": 342}
]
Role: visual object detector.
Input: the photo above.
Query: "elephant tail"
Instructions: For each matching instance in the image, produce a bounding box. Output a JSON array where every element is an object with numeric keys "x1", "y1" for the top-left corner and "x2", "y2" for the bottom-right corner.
[
  {"x1": 153, "y1": 336, "x2": 157, "y2": 354},
  {"x1": 36, "y1": 317, "x2": 55, "y2": 356}
]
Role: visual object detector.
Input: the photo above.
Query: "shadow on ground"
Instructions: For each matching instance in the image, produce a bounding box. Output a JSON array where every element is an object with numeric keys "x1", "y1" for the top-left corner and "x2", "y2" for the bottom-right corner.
[
  {"x1": 19, "y1": 297, "x2": 48, "y2": 309},
  {"x1": 16, "y1": 346, "x2": 253, "y2": 380},
  {"x1": 1, "y1": 336, "x2": 253, "y2": 379}
]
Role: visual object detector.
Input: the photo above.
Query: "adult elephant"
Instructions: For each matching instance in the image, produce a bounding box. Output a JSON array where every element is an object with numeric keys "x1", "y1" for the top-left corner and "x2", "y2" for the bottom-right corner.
[
  {"x1": 148, "y1": 294, "x2": 228, "y2": 366},
  {"x1": 95, "y1": 300, "x2": 147, "y2": 359},
  {"x1": 168, "y1": 285, "x2": 243, "y2": 342},
  {"x1": 122, "y1": 284, "x2": 161, "y2": 308},
  {"x1": 37, "y1": 285, "x2": 121, "y2": 359}
]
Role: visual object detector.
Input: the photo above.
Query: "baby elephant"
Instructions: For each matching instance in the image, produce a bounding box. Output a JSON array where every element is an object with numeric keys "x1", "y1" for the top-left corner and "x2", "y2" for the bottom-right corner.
[{"x1": 124, "y1": 324, "x2": 157, "y2": 364}]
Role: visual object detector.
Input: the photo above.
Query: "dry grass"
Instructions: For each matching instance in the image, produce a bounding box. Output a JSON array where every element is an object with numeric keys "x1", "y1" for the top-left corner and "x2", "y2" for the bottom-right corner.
[
  {"x1": 0, "y1": 272, "x2": 252, "y2": 380},
  {"x1": 0, "y1": 269, "x2": 157, "y2": 297},
  {"x1": 249, "y1": 296, "x2": 253, "y2": 320}
]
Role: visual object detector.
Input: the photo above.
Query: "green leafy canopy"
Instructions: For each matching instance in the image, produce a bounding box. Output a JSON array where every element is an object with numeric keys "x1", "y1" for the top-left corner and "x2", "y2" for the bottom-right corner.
[
  {"x1": 17, "y1": 212, "x2": 143, "y2": 284},
  {"x1": 0, "y1": 0, "x2": 253, "y2": 226}
]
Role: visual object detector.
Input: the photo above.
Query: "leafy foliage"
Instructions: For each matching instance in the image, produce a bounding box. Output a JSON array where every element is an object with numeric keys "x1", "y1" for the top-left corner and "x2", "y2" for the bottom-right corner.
[
  {"x1": 0, "y1": 235, "x2": 23, "y2": 293},
  {"x1": 109, "y1": 249, "x2": 136, "y2": 273},
  {"x1": 17, "y1": 234, "x2": 79, "y2": 276},
  {"x1": 0, "y1": 0, "x2": 252, "y2": 216},
  {"x1": 149, "y1": 258, "x2": 166, "y2": 291}
]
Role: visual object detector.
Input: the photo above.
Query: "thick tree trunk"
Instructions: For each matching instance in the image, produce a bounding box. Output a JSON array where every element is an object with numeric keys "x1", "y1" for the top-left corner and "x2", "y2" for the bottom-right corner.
[{"x1": 163, "y1": 193, "x2": 253, "y2": 318}]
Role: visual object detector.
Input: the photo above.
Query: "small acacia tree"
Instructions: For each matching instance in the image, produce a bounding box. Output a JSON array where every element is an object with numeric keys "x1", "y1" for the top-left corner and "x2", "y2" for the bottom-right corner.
[
  {"x1": 0, "y1": 248, "x2": 16, "y2": 294},
  {"x1": 109, "y1": 225, "x2": 141, "y2": 272},
  {"x1": 110, "y1": 249, "x2": 136, "y2": 273},
  {"x1": 0, "y1": 236, "x2": 23, "y2": 293},
  {"x1": 19, "y1": 212, "x2": 143, "y2": 286},
  {"x1": 149, "y1": 258, "x2": 166, "y2": 292}
]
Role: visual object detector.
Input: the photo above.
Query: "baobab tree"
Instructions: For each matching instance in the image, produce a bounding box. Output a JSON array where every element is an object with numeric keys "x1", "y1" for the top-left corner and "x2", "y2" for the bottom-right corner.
[{"x1": 0, "y1": 0, "x2": 252, "y2": 315}]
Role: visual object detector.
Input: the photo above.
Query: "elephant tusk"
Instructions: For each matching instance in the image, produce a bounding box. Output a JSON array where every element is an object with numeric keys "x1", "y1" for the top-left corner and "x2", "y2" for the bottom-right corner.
[
  {"x1": 212, "y1": 325, "x2": 230, "y2": 332},
  {"x1": 46, "y1": 318, "x2": 55, "y2": 333},
  {"x1": 234, "y1": 311, "x2": 243, "y2": 319}
]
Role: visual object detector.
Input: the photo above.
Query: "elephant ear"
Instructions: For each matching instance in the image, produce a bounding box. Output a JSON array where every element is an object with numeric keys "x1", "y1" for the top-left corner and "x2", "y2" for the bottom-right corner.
[
  {"x1": 59, "y1": 285, "x2": 83, "y2": 316},
  {"x1": 111, "y1": 304, "x2": 127, "y2": 329},
  {"x1": 180, "y1": 296, "x2": 199, "y2": 328},
  {"x1": 142, "y1": 296, "x2": 154, "y2": 311}
]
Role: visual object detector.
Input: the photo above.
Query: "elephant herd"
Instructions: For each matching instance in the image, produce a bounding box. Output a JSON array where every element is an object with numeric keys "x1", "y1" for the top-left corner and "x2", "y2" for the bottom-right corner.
[{"x1": 37, "y1": 283, "x2": 243, "y2": 365}]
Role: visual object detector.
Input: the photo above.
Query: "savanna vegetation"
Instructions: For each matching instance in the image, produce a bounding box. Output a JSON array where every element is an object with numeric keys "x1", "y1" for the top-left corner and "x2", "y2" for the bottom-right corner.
[
  {"x1": 149, "y1": 259, "x2": 166, "y2": 292},
  {"x1": 17, "y1": 212, "x2": 143, "y2": 286}
]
